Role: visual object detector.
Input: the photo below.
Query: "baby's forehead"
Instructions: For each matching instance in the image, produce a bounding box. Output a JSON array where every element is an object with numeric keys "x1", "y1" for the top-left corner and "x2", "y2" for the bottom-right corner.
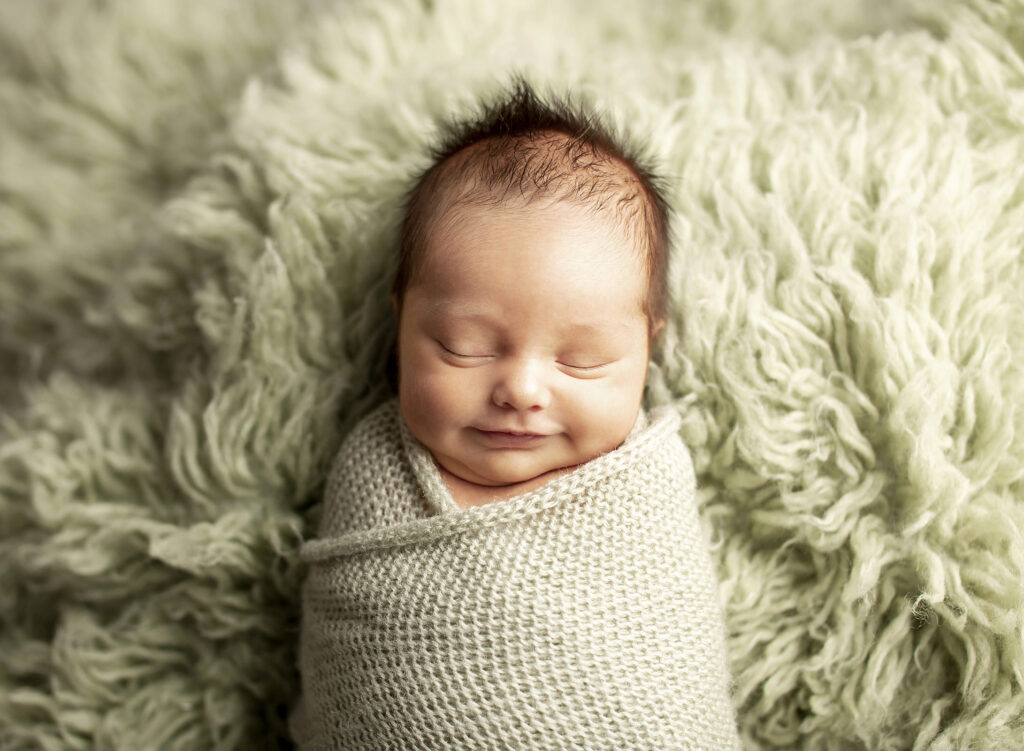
[
  {"x1": 409, "y1": 208, "x2": 648, "y2": 330},
  {"x1": 424, "y1": 198, "x2": 644, "y2": 266},
  {"x1": 414, "y1": 201, "x2": 648, "y2": 319}
]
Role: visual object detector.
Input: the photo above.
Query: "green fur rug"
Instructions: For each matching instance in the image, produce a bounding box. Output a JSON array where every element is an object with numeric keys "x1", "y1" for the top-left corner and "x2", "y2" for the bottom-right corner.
[{"x1": 2, "y1": 0, "x2": 1022, "y2": 748}]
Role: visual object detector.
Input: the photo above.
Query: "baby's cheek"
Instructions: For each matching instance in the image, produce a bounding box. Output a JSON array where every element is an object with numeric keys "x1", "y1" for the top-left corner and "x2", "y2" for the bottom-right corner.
[
  {"x1": 573, "y1": 376, "x2": 643, "y2": 453},
  {"x1": 400, "y1": 366, "x2": 471, "y2": 431},
  {"x1": 424, "y1": 366, "x2": 472, "y2": 406}
]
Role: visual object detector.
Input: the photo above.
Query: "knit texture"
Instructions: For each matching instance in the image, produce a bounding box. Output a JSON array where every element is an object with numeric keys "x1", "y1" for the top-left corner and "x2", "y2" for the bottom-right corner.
[{"x1": 295, "y1": 400, "x2": 741, "y2": 750}]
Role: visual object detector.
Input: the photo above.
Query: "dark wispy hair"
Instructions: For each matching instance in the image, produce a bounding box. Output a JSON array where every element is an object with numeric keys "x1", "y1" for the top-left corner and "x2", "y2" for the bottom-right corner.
[{"x1": 393, "y1": 76, "x2": 671, "y2": 333}]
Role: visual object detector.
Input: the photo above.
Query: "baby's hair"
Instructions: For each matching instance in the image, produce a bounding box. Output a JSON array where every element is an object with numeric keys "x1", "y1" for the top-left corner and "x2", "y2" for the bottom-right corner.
[{"x1": 393, "y1": 77, "x2": 671, "y2": 335}]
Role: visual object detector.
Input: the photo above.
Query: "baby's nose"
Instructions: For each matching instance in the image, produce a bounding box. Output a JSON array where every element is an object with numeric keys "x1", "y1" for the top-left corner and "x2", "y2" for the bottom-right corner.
[{"x1": 491, "y1": 359, "x2": 551, "y2": 411}]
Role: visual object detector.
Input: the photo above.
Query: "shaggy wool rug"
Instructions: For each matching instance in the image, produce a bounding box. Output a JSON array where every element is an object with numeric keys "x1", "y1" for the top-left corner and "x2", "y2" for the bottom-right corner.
[{"x1": 1, "y1": 0, "x2": 1022, "y2": 748}]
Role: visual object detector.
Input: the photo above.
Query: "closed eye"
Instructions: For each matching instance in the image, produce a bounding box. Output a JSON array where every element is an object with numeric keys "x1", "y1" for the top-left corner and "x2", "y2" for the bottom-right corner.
[
  {"x1": 438, "y1": 341, "x2": 491, "y2": 360},
  {"x1": 558, "y1": 360, "x2": 613, "y2": 374}
]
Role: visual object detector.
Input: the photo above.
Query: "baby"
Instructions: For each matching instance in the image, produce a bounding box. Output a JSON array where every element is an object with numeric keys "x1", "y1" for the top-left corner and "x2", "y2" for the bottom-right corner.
[
  {"x1": 391, "y1": 79, "x2": 669, "y2": 508},
  {"x1": 294, "y1": 80, "x2": 742, "y2": 750}
]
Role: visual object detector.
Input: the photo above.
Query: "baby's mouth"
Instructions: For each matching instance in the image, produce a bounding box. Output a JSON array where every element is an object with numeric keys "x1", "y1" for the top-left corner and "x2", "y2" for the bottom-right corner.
[{"x1": 473, "y1": 428, "x2": 549, "y2": 448}]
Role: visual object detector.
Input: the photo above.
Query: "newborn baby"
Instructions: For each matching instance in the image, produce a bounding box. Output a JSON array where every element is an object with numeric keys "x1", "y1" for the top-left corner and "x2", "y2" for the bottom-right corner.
[
  {"x1": 294, "y1": 80, "x2": 742, "y2": 750},
  {"x1": 391, "y1": 83, "x2": 668, "y2": 509}
]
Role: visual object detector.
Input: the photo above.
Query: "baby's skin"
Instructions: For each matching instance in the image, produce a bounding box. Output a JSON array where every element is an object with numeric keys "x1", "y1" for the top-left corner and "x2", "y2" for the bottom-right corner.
[{"x1": 393, "y1": 199, "x2": 656, "y2": 508}]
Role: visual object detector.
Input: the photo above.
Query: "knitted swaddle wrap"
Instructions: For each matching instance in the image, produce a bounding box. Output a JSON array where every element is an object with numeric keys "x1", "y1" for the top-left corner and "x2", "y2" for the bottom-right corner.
[{"x1": 295, "y1": 400, "x2": 741, "y2": 750}]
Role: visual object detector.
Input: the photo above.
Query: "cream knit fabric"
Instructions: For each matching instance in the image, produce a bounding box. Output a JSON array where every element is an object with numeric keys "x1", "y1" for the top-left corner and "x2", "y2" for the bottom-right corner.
[{"x1": 295, "y1": 399, "x2": 741, "y2": 750}]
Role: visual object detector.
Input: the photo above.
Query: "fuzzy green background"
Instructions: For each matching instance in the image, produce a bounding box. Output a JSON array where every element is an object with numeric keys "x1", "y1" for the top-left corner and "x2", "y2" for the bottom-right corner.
[{"x1": 1, "y1": 0, "x2": 1022, "y2": 748}]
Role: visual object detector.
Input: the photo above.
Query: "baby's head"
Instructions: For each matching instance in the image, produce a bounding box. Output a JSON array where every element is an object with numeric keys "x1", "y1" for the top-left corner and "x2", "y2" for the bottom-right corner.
[{"x1": 392, "y1": 80, "x2": 670, "y2": 490}]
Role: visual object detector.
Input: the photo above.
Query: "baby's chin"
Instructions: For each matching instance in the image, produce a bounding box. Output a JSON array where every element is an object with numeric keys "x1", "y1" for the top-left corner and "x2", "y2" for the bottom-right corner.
[{"x1": 441, "y1": 455, "x2": 575, "y2": 489}]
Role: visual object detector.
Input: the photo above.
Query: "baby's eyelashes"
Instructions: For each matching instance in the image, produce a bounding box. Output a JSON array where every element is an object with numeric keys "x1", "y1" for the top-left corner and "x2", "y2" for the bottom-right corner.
[
  {"x1": 437, "y1": 340, "x2": 493, "y2": 361},
  {"x1": 556, "y1": 360, "x2": 615, "y2": 378}
]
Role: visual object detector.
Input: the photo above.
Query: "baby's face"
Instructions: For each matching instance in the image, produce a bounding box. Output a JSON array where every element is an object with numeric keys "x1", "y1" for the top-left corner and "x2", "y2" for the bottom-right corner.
[{"x1": 395, "y1": 201, "x2": 650, "y2": 488}]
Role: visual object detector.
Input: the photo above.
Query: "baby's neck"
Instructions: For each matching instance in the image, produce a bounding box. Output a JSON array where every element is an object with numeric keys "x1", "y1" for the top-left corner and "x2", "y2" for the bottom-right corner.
[{"x1": 438, "y1": 464, "x2": 576, "y2": 509}]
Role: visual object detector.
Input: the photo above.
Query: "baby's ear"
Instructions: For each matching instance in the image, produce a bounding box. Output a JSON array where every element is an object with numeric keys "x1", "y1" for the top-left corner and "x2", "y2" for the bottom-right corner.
[{"x1": 651, "y1": 317, "x2": 666, "y2": 341}]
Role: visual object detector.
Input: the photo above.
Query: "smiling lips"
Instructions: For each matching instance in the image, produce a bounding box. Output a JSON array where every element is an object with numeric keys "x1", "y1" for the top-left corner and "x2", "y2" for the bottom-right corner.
[{"x1": 474, "y1": 428, "x2": 550, "y2": 448}]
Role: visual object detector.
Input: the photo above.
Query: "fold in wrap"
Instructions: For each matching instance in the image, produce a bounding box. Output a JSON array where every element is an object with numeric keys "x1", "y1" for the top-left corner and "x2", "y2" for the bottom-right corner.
[{"x1": 294, "y1": 399, "x2": 741, "y2": 750}]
